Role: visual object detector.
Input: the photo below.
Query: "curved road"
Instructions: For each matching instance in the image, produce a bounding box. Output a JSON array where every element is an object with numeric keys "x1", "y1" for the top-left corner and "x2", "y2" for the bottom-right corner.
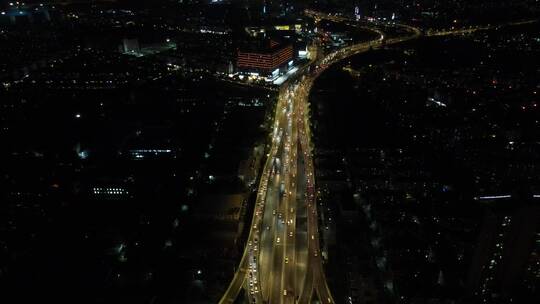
[{"x1": 219, "y1": 10, "x2": 421, "y2": 304}]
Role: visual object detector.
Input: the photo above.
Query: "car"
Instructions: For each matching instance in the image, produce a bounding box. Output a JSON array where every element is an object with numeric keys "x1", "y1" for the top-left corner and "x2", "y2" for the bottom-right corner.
[
  {"x1": 285, "y1": 257, "x2": 289, "y2": 263},
  {"x1": 314, "y1": 250, "x2": 318, "y2": 257},
  {"x1": 289, "y1": 231, "x2": 293, "y2": 237},
  {"x1": 276, "y1": 237, "x2": 280, "y2": 244}
]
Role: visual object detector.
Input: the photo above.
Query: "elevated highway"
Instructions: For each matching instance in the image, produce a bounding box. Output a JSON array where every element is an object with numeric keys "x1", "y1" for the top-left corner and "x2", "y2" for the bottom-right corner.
[{"x1": 219, "y1": 10, "x2": 421, "y2": 304}]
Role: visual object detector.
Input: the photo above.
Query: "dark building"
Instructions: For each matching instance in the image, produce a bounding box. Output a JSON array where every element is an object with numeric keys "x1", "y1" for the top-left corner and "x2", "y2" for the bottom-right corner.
[
  {"x1": 121, "y1": 38, "x2": 140, "y2": 54},
  {"x1": 0, "y1": 5, "x2": 51, "y2": 25},
  {"x1": 467, "y1": 200, "x2": 540, "y2": 303}
]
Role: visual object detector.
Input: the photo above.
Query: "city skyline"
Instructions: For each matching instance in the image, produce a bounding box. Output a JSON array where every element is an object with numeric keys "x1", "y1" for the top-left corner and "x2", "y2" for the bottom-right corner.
[{"x1": 1, "y1": 1, "x2": 539, "y2": 303}]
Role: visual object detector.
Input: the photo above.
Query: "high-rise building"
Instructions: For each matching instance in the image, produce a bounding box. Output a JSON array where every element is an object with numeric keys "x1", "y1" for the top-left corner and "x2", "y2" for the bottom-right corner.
[{"x1": 237, "y1": 39, "x2": 293, "y2": 79}]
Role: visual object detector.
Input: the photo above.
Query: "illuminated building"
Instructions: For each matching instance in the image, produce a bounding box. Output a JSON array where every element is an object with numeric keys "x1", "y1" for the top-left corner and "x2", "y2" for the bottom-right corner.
[
  {"x1": 237, "y1": 39, "x2": 293, "y2": 79},
  {"x1": 128, "y1": 149, "x2": 173, "y2": 160},
  {"x1": 91, "y1": 187, "x2": 130, "y2": 200}
]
